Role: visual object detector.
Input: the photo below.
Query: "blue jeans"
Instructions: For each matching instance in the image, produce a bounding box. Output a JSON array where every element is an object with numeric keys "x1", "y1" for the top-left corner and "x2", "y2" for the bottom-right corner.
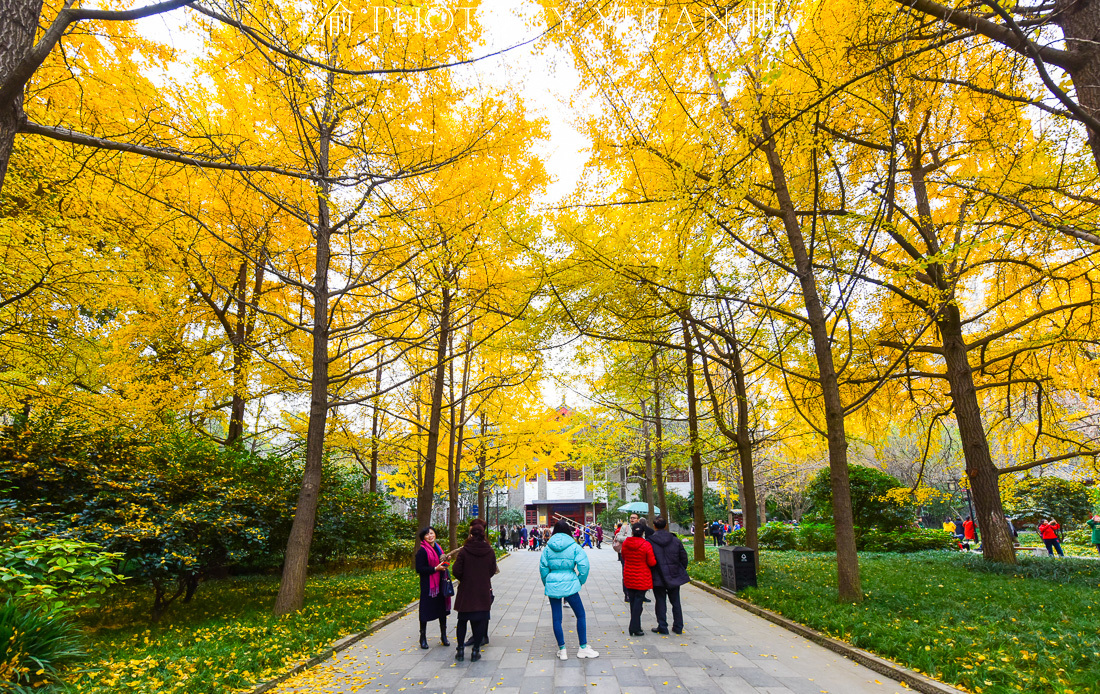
[{"x1": 549, "y1": 592, "x2": 586, "y2": 647}]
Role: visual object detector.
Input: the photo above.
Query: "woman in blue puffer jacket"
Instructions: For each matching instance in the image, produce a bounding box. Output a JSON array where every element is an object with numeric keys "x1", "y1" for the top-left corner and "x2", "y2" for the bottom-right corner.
[{"x1": 539, "y1": 520, "x2": 599, "y2": 660}]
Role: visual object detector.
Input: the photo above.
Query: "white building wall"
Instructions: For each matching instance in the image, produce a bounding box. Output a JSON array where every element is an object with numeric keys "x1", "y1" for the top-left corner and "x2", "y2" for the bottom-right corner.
[
  {"x1": 546, "y1": 480, "x2": 585, "y2": 500},
  {"x1": 523, "y1": 481, "x2": 538, "y2": 505}
]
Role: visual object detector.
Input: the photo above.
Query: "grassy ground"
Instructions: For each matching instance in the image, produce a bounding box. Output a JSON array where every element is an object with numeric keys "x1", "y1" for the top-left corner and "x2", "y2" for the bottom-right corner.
[
  {"x1": 67, "y1": 565, "x2": 419, "y2": 694},
  {"x1": 689, "y1": 550, "x2": 1100, "y2": 694}
]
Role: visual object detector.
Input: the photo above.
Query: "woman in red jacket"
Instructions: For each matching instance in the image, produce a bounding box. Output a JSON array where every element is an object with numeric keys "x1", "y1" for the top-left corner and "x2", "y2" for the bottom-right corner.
[
  {"x1": 1038, "y1": 519, "x2": 1064, "y2": 557},
  {"x1": 621, "y1": 522, "x2": 657, "y2": 636}
]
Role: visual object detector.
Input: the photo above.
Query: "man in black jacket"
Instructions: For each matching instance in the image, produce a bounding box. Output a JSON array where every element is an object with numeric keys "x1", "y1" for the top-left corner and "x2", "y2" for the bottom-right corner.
[{"x1": 648, "y1": 516, "x2": 689, "y2": 634}]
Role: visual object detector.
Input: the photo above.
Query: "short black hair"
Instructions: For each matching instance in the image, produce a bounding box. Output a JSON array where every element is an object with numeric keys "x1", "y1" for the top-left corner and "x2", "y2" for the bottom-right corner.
[
  {"x1": 553, "y1": 519, "x2": 572, "y2": 535},
  {"x1": 631, "y1": 522, "x2": 645, "y2": 537},
  {"x1": 654, "y1": 516, "x2": 668, "y2": 530}
]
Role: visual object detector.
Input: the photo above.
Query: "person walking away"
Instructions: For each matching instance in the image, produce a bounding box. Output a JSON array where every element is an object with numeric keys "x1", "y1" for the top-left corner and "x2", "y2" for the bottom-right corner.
[
  {"x1": 540, "y1": 519, "x2": 599, "y2": 660},
  {"x1": 415, "y1": 526, "x2": 452, "y2": 649},
  {"x1": 648, "y1": 516, "x2": 688, "y2": 635},
  {"x1": 709, "y1": 519, "x2": 722, "y2": 547},
  {"x1": 621, "y1": 522, "x2": 657, "y2": 636},
  {"x1": 1038, "y1": 519, "x2": 1064, "y2": 557},
  {"x1": 582, "y1": 525, "x2": 593, "y2": 548},
  {"x1": 520, "y1": 525, "x2": 529, "y2": 549},
  {"x1": 451, "y1": 522, "x2": 496, "y2": 662},
  {"x1": 615, "y1": 514, "x2": 638, "y2": 602},
  {"x1": 1087, "y1": 515, "x2": 1100, "y2": 556},
  {"x1": 595, "y1": 524, "x2": 604, "y2": 549}
]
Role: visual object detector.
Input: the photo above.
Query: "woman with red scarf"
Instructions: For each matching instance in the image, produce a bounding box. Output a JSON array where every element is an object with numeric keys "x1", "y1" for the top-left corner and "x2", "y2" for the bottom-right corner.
[{"x1": 415, "y1": 526, "x2": 452, "y2": 649}]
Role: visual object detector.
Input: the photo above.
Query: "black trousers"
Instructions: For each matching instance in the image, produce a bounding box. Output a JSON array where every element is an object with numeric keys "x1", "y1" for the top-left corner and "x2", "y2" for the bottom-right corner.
[
  {"x1": 626, "y1": 588, "x2": 648, "y2": 634},
  {"x1": 653, "y1": 585, "x2": 683, "y2": 633},
  {"x1": 456, "y1": 616, "x2": 489, "y2": 648}
]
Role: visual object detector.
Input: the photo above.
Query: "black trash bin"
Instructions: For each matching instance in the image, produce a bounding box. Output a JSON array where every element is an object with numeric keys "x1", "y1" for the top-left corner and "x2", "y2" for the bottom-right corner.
[{"x1": 718, "y1": 546, "x2": 757, "y2": 592}]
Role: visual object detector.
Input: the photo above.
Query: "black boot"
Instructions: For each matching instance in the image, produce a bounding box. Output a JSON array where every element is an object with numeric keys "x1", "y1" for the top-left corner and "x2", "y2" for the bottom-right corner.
[
  {"x1": 464, "y1": 636, "x2": 488, "y2": 646},
  {"x1": 439, "y1": 617, "x2": 449, "y2": 646},
  {"x1": 470, "y1": 644, "x2": 481, "y2": 662},
  {"x1": 419, "y1": 622, "x2": 429, "y2": 650},
  {"x1": 455, "y1": 646, "x2": 464, "y2": 662}
]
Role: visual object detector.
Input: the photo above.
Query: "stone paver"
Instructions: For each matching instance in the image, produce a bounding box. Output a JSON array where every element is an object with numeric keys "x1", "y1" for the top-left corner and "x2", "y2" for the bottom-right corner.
[{"x1": 273, "y1": 546, "x2": 921, "y2": 693}]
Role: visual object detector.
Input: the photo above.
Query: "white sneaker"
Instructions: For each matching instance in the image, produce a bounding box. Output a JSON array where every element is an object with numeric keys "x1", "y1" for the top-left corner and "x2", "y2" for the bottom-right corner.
[
  {"x1": 557, "y1": 648, "x2": 568, "y2": 660},
  {"x1": 576, "y1": 645, "x2": 599, "y2": 659}
]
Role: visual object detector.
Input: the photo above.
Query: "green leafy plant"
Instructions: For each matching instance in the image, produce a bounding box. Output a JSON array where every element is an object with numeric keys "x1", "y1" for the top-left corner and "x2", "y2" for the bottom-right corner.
[
  {"x1": 0, "y1": 537, "x2": 123, "y2": 613},
  {"x1": 805, "y1": 465, "x2": 914, "y2": 531},
  {"x1": 757, "y1": 522, "x2": 797, "y2": 550},
  {"x1": 0, "y1": 598, "x2": 84, "y2": 689}
]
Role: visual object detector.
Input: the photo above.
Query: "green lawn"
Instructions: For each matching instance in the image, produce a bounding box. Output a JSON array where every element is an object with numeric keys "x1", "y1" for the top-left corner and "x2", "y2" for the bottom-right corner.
[
  {"x1": 68, "y1": 566, "x2": 419, "y2": 694},
  {"x1": 689, "y1": 550, "x2": 1100, "y2": 694}
]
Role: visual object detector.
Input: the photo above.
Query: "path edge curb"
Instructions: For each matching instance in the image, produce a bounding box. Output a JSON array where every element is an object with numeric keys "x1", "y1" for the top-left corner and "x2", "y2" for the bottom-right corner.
[
  {"x1": 249, "y1": 550, "x2": 514, "y2": 694},
  {"x1": 688, "y1": 579, "x2": 967, "y2": 694}
]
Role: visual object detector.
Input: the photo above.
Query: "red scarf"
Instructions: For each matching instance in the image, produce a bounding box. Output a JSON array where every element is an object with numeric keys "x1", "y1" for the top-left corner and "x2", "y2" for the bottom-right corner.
[{"x1": 421, "y1": 540, "x2": 445, "y2": 599}]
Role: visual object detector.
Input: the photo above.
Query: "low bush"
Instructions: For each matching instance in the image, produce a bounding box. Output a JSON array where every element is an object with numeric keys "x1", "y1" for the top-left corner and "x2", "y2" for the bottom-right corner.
[
  {"x1": 0, "y1": 537, "x2": 122, "y2": 613},
  {"x1": 796, "y1": 522, "x2": 837, "y2": 551},
  {"x1": 0, "y1": 598, "x2": 84, "y2": 690},
  {"x1": 859, "y1": 528, "x2": 957, "y2": 552},
  {"x1": 757, "y1": 522, "x2": 797, "y2": 550}
]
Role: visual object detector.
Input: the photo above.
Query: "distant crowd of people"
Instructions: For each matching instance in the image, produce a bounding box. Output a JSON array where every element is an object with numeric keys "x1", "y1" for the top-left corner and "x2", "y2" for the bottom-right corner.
[{"x1": 496, "y1": 522, "x2": 605, "y2": 551}]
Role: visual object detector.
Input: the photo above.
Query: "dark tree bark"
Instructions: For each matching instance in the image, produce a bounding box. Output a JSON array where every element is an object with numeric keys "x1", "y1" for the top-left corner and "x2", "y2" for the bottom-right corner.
[
  {"x1": 642, "y1": 397, "x2": 655, "y2": 524},
  {"x1": 0, "y1": 0, "x2": 41, "y2": 189},
  {"x1": 273, "y1": 117, "x2": 333, "y2": 616},
  {"x1": 693, "y1": 318, "x2": 759, "y2": 559},
  {"x1": 416, "y1": 281, "x2": 452, "y2": 532},
  {"x1": 758, "y1": 116, "x2": 862, "y2": 601},
  {"x1": 369, "y1": 355, "x2": 383, "y2": 494},
  {"x1": 682, "y1": 318, "x2": 707, "y2": 561},
  {"x1": 651, "y1": 352, "x2": 667, "y2": 520}
]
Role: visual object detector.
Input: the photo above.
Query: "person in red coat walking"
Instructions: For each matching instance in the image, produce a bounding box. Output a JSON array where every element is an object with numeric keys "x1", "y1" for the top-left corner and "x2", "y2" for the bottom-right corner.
[{"x1": 621, "y1": 522, "x2": 657, "y2": 636}]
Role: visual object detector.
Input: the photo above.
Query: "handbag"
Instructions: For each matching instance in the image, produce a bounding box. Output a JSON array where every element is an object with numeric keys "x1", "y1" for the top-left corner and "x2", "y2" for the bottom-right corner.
[{"x1": 442, "y1": 576, "x2": 455, "y2": 597}]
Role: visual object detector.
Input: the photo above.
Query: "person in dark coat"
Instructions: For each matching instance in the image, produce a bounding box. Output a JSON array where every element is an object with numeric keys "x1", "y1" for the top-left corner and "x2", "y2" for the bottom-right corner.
[
  {"x1": 621, "y1": 522, "x2": 657, "y2": 636},
  {"x1": 648, "y1": 516, "x2": 689, "y2": 634},
  {"x1": 451, "y1": 521, "x2": 497, "y2": 662},
  {"x1": 415, "y1": 526, "x2": 452, "y2": 649}
]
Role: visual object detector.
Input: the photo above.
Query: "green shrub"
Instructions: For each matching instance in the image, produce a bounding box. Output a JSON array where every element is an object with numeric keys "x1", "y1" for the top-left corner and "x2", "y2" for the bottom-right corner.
[
  {"x1": 757, "y1": 522, "x2": 797, "y2": 550},
  {"x1": 796, "y1": 522, "x2": 837, "y2": 551},
  {"x1": 805, "y1": 465, "x2": 914, "y2": 531},
  {"x1": 0, "y1": 537, "x2": 122, "y2": 613},
  {"x1": 1003, "y1": 476, "x2": 1092, "y2": 529},
  {"x1": 859, "y1": 528, "x2": 957, "y2": 552},
  {"x1": 724, "y1": 527, "x2": 747, "y2": 546},
  {"x1": 0, "y1": 598, "x2": 84, "y2": 689},
  {"x1": 1063, "y1": 527, "x2": 1093, "y2": 545}
]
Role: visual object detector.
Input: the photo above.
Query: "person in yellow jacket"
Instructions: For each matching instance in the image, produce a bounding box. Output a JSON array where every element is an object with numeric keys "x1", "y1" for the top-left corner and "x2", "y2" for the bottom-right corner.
[{"x1": 942, "y1": 518, "x2": 956, "y2": 534}]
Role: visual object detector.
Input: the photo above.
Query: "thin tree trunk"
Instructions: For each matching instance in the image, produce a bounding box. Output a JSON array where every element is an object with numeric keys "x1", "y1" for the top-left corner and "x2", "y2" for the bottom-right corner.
[
  {"x1": 446, "y1": 332, "x2": 459, "y2": 550},
  {"x1": 273, "y1": 113, "x2": 333, "y2": 616},
  {"x1": 730, "y1": 325, "x2": 759, "y2": 557},
  {"x1": 759, "y1": 115, "x2": 862, "y2": 601},
  {"x1": 642, "y1": 397, "x2": 654, "y2": 523},
  {"x1": 416, "y1": 281, "x2": 452, "y2": 532},
  {"x1": 682, "y1": 318, "x2": 706, "y2": 561},
  {"x1": 477, "y1": 417, "x2": 487, "y2": 519},
  {"x1": 652, "y1": 353, "x2": 666, "y2": 519},
  {"x1": 369, "y1": 353, "x2": 382, "y2": 494}
]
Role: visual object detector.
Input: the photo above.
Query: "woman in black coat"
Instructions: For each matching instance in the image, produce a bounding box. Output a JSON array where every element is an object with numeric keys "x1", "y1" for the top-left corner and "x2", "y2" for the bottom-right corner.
[
  {"x1": 451, "y1": 519, "x2": 497, "y2": 662},
  {"x1": 415, "y1": 526, "x2": 452, "y2": 649}
]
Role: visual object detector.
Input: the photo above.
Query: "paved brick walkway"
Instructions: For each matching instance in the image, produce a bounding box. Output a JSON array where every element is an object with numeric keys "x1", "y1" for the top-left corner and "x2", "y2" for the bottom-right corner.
[{"x1": 273, "y1": 546, "x2": 923, "y2": 694}]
